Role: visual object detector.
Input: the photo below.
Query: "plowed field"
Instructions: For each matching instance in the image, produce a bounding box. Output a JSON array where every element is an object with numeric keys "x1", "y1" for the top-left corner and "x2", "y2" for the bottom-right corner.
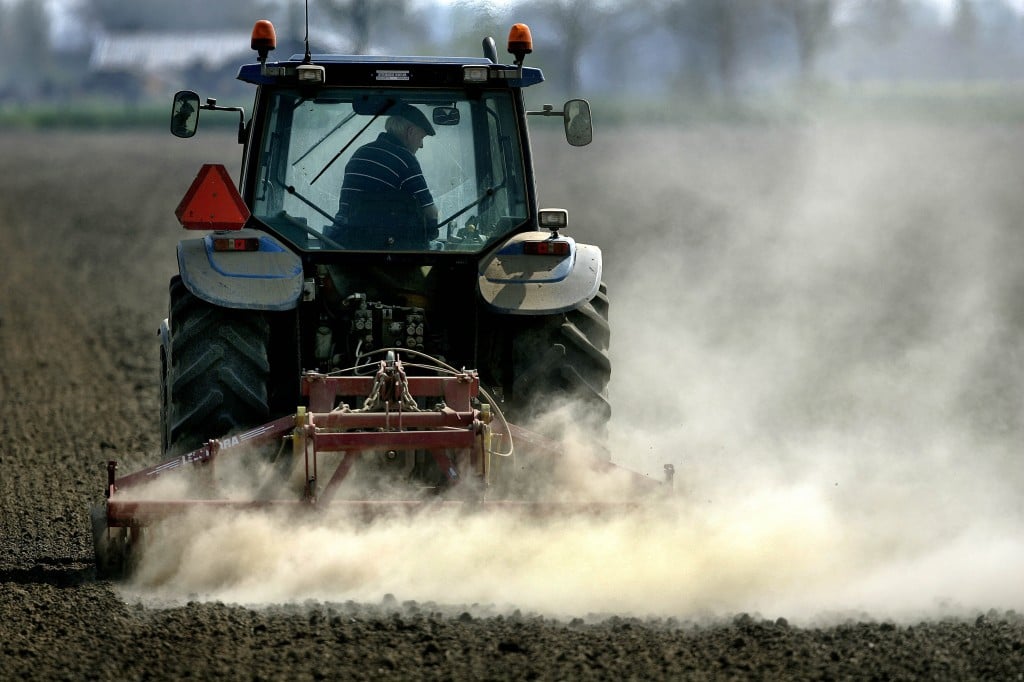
[{"x1": 2, "y1": 127, "x2": 1023, "y2": 680}]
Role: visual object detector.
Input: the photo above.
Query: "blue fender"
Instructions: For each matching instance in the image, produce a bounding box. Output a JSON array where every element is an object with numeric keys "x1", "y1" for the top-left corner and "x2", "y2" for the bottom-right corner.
[
  {"x1": 176, "y1": 228, "x2": 303, "y2": 311},
  {"x1": 477, "y1": 231, "x2": 602, "y2": 315}
]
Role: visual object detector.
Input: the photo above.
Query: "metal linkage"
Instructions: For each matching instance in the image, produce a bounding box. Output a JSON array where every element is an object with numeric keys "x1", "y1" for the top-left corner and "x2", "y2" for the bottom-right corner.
[
  {"x1": 300, "y1": 366, "x2": 489, "y2": 504},
  {"x1": 104, "y1": 367, "x2": 492, "y2": 526}
]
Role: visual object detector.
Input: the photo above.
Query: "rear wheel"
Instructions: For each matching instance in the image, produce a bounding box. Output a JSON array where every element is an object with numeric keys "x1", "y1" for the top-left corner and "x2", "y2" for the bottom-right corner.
[
  {"x1": 508, "y1": 285, "x2": 611, "y2": 427},
  {"x1": 165, "y1": 276, "x2": 271, "y2": 456},
  {"x1": 484, "y1": 287, "x2": 611, "y2": 494}
]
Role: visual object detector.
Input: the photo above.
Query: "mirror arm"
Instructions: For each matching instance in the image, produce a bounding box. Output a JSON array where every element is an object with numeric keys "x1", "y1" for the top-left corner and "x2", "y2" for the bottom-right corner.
[
  {"x1": 200, "y1": 99, "x2": 246, "y2": 144},
  {"x1": 526, "y1": 104, "x2": 563, "y2": 117}
]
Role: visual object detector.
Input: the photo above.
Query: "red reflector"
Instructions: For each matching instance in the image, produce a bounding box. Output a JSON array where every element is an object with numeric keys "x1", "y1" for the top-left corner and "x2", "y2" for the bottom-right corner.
[
  {"x1": 175, "y1": 164, "x2": 250, "y2": 230},
  {"x1": 212, "y1": 237, "x2": 260, "y2": 252},
  {"x1": 523, "y1": 240, "x2": 570, "y2": 256}
]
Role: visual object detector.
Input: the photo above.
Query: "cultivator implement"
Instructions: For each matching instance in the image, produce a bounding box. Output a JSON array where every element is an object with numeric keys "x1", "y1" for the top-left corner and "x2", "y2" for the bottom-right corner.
[{"x1": 93, "y1": 355, "x2": 667, "y2": 575}]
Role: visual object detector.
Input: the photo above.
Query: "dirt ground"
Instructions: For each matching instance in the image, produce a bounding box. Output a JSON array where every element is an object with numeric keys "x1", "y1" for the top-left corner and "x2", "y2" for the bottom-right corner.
[{"x1": 2, "y1": 128, "x2": 1024, "y2": 680}]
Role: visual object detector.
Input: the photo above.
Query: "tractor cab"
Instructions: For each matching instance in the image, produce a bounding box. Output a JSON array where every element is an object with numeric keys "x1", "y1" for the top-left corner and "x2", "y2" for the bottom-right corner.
[{"x1": 170, "y1": 21, "x2": 592, "y2": 258}]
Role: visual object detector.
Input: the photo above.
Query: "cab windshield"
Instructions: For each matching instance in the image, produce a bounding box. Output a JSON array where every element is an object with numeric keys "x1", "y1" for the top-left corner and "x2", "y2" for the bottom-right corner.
[{"x1": 251, "y1": 87, "x2": 529, "y2": 252}]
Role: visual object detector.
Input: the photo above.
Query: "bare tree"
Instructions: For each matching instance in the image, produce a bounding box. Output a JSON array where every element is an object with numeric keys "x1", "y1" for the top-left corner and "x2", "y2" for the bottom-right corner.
[
  {"x1": 446, "y1": 2, "x2": 511, "y2": 59},
  {"x1": 851, "y1": 0, "x2": 912, "y2": 45},
  {"x1": 774, "y1": 0, "x2": 836, "y2": 86},
  {"x1": 78, "y1": 0, "x2": 268, "y2": 32},
  {"x1": 707, "y1": 0, "x2": 743, "y2": 96},
  {"x1": 952, "y1": 0, "x2": 980, "y2": 46},
  {"x1": 1, "y1": 0, "x2": 52, "y2": 98},
  {"x1": 512, "y1": 0, "x2": 617, "y2": 94},
  {"x1": 950, "y1": 0, "x2": 980, "y2": 79},
  {"x1": 652, "y1": 0, "x2": 745, "y2": 97},
  {"x1": 318, "y1": 0, "x2": 410, "y2": 55}
]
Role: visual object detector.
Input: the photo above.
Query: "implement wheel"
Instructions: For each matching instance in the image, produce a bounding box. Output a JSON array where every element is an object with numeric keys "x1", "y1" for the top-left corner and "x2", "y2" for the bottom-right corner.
[
  {"x1": 164, "y1": 276, "x2": 271, "y2": 456},
  {"x1": 90, "y1": 505, "x2": 127, "y2": 580}
]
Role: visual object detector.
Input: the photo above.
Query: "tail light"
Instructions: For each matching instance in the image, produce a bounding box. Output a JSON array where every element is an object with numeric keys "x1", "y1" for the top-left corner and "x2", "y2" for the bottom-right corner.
[
  {"x1": 522, "y1": 240, "x2": 570, "y2": 257},
  {"x1": 212, "y1": 237, "x2": 260, "y2": 252}
]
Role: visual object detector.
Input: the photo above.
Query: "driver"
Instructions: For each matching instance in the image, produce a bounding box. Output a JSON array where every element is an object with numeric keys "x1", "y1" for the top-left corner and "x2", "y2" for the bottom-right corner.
[{"x1": 329, "y1": 104, "x2": 439, "y2": 243}]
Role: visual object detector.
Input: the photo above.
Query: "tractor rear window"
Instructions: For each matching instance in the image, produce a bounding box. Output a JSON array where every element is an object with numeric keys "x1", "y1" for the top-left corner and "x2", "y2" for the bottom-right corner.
[{"x1": 251, "y1": 87, "x2": 530, "y2": 253}]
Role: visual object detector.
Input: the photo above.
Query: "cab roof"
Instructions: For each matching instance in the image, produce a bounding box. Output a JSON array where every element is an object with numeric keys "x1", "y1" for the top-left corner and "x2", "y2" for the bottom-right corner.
[{"x1": 238, "y1": 55, "x2": 544, "y2": 88}]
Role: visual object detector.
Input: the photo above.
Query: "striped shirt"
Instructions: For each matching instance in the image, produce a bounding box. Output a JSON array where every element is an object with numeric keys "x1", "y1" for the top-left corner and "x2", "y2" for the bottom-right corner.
[{"x1": 335, "y1": 132, "x2": 434, "y2": 225}]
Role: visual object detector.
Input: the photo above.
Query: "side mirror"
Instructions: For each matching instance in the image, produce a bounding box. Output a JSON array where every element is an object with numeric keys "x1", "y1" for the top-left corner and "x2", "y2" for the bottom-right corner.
[
  {"x1": 564, "y1": 99, "x2": 592, "y2": 147},
  {"x1": 171, "y1": 90, "x2": 200, "y2": 138},
  {"x1": 432, "y1": 106, "x2": 460, "y2": 126}
]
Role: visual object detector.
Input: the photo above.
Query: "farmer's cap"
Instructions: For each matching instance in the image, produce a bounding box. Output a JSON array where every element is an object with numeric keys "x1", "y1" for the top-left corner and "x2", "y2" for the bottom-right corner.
[{"x1": 389, "y1": 103, "x2": 435, "y2": 136}]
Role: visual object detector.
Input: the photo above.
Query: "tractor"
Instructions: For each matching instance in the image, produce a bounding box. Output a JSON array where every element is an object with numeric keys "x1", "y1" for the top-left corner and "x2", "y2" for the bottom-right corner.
[
  {"x1": 164, "y1": 20, "x2": 608, "y2": 468},
  {"x1": 91, "y1": 18, "x2": 654, "y2": 577}
]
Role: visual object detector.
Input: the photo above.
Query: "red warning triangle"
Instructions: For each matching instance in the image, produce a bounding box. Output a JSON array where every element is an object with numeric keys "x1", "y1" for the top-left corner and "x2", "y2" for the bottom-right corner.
[{"x1": 175, "y1": 164, "x2": 251, "y2": 230}]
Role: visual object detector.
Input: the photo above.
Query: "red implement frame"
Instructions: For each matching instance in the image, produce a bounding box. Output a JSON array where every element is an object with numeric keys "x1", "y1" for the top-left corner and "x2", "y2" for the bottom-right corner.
[{"x1": 101, "y1": 361, "x2": 667, "y2": 528}]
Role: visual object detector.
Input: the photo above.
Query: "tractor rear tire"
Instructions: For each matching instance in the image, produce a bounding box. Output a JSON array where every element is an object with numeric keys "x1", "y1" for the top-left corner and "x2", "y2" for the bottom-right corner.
[
  {"x1": 165, "y1": 276, "x2": 271, "y2": 456},
  {"x1": 509, "y1": 284, "x2": 611, "y2": 427}
]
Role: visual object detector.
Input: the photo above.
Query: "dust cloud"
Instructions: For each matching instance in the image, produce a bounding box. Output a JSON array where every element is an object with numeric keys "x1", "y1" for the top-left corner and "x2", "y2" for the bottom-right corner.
[
  {"x1": 126, "y1": 123, "x2": 1024, "y2": 625},
  {"x1": 600, "y1": 122, "x2": 1024, "y2": 622}
]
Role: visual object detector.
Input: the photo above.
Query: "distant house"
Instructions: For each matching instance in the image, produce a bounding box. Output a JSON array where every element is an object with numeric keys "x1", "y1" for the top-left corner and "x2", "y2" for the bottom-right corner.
[
  {"x1": 90, "y1": 31, "x2": 251, "y2": 73},
  {"x1": 87, "y1": 29, "x2": 353, "y2": 100},
  {"x1": 86, "y1": 31, "x2": 247, "y2": 99},
  {"x1": 87, "y1": 31, "x2": 250, "y2": 99}
]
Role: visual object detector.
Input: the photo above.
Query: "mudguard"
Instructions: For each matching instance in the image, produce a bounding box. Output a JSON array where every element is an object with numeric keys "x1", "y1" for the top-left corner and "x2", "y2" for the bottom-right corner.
[
  {"x1": 477, "y1": 231, "x2": 601, "y2": 315},
  {"x1": 176, "y1": 228, "x2": 303, "y2": 311}
]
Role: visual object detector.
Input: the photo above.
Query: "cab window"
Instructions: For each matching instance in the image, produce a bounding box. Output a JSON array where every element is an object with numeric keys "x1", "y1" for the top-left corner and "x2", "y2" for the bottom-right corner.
[{"x1": 251, "y1": 88, "x2": 529, "y2": 252}]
